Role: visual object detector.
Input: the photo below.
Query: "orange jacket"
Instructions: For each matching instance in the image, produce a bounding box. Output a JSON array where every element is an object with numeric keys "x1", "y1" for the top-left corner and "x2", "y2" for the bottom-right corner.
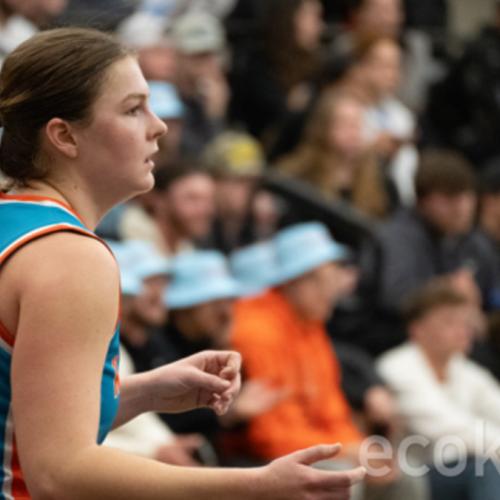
[{"x1": 230, "y1": 289, "x2": 363, "y2": 460}]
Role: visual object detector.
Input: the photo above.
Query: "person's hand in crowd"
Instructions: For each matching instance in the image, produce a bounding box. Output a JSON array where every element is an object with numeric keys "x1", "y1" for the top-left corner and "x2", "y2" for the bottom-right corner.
[
  {"x1": 154, "y1": 434, "x2": 205, "y2": 467},
  {"x1": 220, "y1": 380, "x2": 290, "y2": 426},
  {"x1": 197, "y1": 70, "x2": 230, "y2": 119},
  {"x1": 363, "y1": 385, "x2": 401, "y2": 437},
  {"x1": 260, "y1": 444, "x2": 366, "y2": 500},
  {"x1": 145, "y1": 350, "x2": 242, "y2": 415}
]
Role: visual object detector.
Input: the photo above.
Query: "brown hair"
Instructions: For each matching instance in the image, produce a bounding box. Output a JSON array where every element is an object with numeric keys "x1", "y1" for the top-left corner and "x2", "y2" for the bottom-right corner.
[
  {"x1": 415, "y1": 149, "x2": 477, "y2": 200},
  {"x1": 403, "y1": 278, "x2": 469, "y2": 325},
  {"x1": 277, "y1": 90, "x2": 389, "y2": 218},
  {"x1": 260, "y1": 0, "x2": 322, "y2": 91},
  {"x1": 0, "y1": 27, "x2": 133, "y2": 186},
  {"x1": 352, "y1": 34, "x2": 402, "y2": 64},
  {"x1": 153, "y1": 157, "x2": 211, "y2": 193}
]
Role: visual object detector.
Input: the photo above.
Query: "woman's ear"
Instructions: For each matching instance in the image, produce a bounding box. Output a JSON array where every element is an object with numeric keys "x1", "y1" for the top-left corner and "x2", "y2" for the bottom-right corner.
[{"x1": 44, "y1": 118, "x2": 79, "y2": 159}]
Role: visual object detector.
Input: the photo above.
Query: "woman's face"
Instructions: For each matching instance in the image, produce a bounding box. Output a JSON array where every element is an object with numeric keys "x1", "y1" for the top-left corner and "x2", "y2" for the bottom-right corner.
[
  {"x1": 327, "y1": 98, "x2": 366, "y2": 158},
  {"x1": 294, "y1": 0, "x2": 324, "y2": 51},
  {"x1": 355, "y1": 0, "x2": 403, "y2": 37},
  {"x1": 73, "y1": 56, "x2": 167, "y2": 203},
  {"x1": 362, "y1": 40, "x2": 402, "y2": 98}
]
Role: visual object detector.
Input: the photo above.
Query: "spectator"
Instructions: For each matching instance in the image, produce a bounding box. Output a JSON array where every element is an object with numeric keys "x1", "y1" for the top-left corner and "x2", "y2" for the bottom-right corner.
[
  {"x1": 229, "y1": 238, "x2": 398, "y2": 435},
  {"x1": 354, "y1": 35, "x2": 419, "y2": 205},
  {"x1": 118, "y1": 9, "x2": 177, "y2": 82},
  {"x1": 230, "y1": 0, "x2": 325, "y2": 148},
  {"x1": 106, "y1": 240, "x2": 172, "y2": 372},
  {"x1": 229, "y1": 240, "x2": 277, "y2": 296},
  {"x1": 230, "y1": 222, "x2": 429, "y2": 499},
  {"x1": 377, "y1": 279, "x2": 500, "y2": 500},
  {"x1": 103, "y1": 245, "x2": 205, "y2": 467},
  {"x1": 159, "y1": 250, "x2": 285, "y2": 452},
  {"x1": 277, "y1": 90, "x2": 389, "y2": 219},
  {"x1": 171, "y1": 10, "x2": 229, "y2": 155},
  {"x1": 0, "y1": 0, "x2": 67, "y2": 66},
  {"x1": 377, "y1": 149, "x2": 500, "y2": 312},
  {"x1": 334, "y1": 0, "x2": 443, "y2": 111},
  {"x1": 149, "y1": 80, "x2": 185, "y2": 161},
  {"x1": 203, "y1": 130, "x2": 279, "y2": 252},
  {"x1": 119, "y1": 160, "x2": 216, "y2": 256},
  {"x1": 424, "y1": 2, "x2": 500, "y2": 166}
]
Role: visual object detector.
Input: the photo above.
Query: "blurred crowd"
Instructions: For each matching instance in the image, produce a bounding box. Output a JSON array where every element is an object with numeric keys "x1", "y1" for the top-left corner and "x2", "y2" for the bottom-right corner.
[{"x1": 5, "y1": 0, "x2": 500, "y2": 498}]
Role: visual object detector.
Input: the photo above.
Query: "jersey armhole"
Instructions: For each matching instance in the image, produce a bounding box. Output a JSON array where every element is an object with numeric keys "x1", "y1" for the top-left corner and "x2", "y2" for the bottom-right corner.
[{"x1": 0, "y1": 226, "x2": 121, "y2": 344}]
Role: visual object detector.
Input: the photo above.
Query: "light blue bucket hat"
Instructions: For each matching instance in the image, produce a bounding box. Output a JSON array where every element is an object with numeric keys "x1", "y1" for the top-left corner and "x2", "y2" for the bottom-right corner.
[
  {"x1": 120, "y1": 271, "x2": 143, "y2": 297},
  {"x1": 272, "y1": 222, "x2": 349, "y2": 285},
  {"x1": 134, "y1": 251, "x2": 171, "y2": 281},
  {"x1": 230, "y1": 241, "x2": 277, "y2": 296},
  {"x1": 148, "y1": 81, "x2": 184, "y2": 120},
  {"x1": 166, "y1": 250, "x2": 244, "y2": 309},
  {"x1": 105, "y1": 240, "x2": 144, "y2": 296}
]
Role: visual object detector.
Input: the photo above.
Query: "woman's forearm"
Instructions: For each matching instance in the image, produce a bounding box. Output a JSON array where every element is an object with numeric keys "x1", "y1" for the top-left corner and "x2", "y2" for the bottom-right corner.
[
  {"x1": 112, "y1": 372, "x2": 154, "y2": 429},
  {"x1": 43, "y1": 445, "x2": 263, "y2": 500}
]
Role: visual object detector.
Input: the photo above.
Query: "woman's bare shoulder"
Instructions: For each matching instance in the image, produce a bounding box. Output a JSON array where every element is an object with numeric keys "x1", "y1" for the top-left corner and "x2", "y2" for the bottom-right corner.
[{"x1": 0, "y1": 231, "x2": 119, "y2": 333}]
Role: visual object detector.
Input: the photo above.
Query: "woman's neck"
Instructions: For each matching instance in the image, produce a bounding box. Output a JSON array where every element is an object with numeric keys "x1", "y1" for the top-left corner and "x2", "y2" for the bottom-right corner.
[{"x1": 9, "y1": 179, "x2": 107, "y2": 230}]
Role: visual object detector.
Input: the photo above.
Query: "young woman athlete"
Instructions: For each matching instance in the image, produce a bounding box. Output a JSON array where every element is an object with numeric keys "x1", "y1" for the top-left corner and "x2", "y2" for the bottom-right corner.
[{"x1": 0, "y1": 28, "x2": 365, "y2": 499}]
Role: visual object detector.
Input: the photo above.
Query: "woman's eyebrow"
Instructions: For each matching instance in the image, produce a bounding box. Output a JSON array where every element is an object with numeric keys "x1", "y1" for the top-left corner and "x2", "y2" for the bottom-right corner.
[{"x1": 122, "y1": 92, "x2": 149, "y2": 103}]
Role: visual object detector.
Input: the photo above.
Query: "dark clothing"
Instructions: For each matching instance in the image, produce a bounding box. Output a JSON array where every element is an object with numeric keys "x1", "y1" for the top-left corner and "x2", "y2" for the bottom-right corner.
[
  {"x1": 121, "y1": 325, "x2": 218, "y2": 438},
  {"x1": 470, "y1": 339, "x2": 500, "y2": 383},
  {"x1": 429, "y1": 457, "x2": 500, "y2": 500},
  {"x1": 229, "y1": 47, "x2": 289, "y2": 141},
  {"x1": 158, "y1": 322, "x2": 220, "y2": 441},
  {"x1": 403, "y1": 0, "x2": 448, "y2": 30},
  {"x1": 378, "y1": 209, "x2": 500, "y2": 310},
  {"x1": 180, "y1": 95, "x2": 225, "y2": 157},
  {"x1": 334, "y1": 341, "x2": 384, "y2": 411},
  {"x1": 121, "y1": 327, "x2": 172, "y2": 375},
  {"x1": 424, "y1": 26, "x2": 500, "y2": 166}
]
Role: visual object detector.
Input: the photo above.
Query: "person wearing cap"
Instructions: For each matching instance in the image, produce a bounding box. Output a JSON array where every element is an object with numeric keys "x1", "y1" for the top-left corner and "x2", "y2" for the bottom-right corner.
[
  {"x1": 148, "y1": 80, "x2": 185, "y2": 160},
  {"x1": 230, "y1": 239, "x2": 400, "y2": 440},
  {"x1": 118, "y1": 7, "x2": 177, "y2": 81},
  {"x1": 0, "y1": 0, "x2": 67, "y2": 67},
  {"x1": 203, "y1": 131, "x2": 279, "y2": 252},
  {"x1": 171, "y1": 10, "x2": 229, "y2": 155},
  {"x1": 104, "y1": 242, "x2": 207, "y2": 467},
  {"x1": 229, "y1": 240, "x2": 278, "y2": 297},
  {"x1": 157, "y1": 249, "x2": 286, "y2": 456},
  {"x1": 230, "y1": 222, "x2": 429, "y2": 500}
]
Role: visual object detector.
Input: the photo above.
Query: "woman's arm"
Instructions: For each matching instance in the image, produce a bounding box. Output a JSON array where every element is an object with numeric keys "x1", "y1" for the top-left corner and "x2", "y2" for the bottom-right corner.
[{"x1": 10, "y1": 233, "x2": 364, "y2": 499}]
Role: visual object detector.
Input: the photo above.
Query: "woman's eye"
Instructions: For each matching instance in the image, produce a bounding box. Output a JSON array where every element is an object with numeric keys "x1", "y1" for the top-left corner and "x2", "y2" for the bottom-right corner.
[{"x1": 127, "y1": 105, "x2": 142, "y2": 116}]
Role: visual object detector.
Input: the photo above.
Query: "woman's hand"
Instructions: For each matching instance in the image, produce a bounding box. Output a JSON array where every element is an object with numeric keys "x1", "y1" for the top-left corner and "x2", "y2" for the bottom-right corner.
[
  {"x1": 145, "y1": 350, "x2": 242, "y2": 415},
  {"x1": 260, "y1": 444, "x2": 366, "y2": 500}
]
